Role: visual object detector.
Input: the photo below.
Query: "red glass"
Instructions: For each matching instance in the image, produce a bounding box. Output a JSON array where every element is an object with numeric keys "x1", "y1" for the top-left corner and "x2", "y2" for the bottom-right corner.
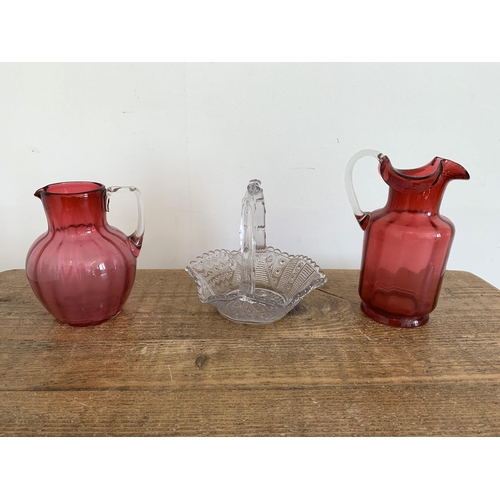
[
  {"x1": 26, "y1": 182, "x2": 145, "y2": 326},
  {"x1": 346, "y1": 151, "x2": 470, "y2": 327}
]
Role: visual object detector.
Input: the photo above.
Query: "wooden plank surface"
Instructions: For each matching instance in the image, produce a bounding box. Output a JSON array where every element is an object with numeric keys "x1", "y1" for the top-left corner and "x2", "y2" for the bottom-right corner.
[{"x1": 0, "y1": 268, "x2": 499, "y2": 436}]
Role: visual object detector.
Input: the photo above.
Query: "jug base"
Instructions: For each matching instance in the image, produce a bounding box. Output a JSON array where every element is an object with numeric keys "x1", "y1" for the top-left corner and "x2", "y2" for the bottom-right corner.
[
  {"x1": 361, "y1": 302, "x2": 429, "y2": 328},
  {"x1": 58, "y1": 310, "x2": 122, "y2": 327}
]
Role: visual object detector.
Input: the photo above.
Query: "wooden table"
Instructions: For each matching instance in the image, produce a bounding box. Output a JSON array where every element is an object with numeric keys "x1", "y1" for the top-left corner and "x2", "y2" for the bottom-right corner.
[{"x1": 0, "y1": 269, "x2": 499, "y2": 436}]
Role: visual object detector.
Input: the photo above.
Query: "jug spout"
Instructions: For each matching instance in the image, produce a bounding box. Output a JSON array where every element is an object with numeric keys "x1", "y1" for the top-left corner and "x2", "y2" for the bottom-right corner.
[{"x1": 440, "y1": 158, "x2": 470, "y2": 181}]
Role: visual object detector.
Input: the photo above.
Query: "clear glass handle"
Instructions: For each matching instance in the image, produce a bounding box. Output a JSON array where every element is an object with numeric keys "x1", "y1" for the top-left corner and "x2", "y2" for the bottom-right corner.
[
  {"x1": 345, "y1": 149, "x2": 382, "y2": 228},
  {"x1": 239, "y1": 179, "x2": 266, "y2": 297},
  {"x1": 106, "y1": 186, "x2": 145, "y2": 257}
]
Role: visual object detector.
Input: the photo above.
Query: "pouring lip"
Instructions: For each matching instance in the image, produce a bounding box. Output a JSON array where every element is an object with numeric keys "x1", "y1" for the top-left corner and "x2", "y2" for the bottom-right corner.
[
  {"x1": 387, "y1": 157, "x2": 443, "y2": 181},
  {"x1": 380, "y1": 156, "x2": 444, "y2": 193},
  {"x1": 35, "y1": 181, "x2": 105, "y2": 197}
]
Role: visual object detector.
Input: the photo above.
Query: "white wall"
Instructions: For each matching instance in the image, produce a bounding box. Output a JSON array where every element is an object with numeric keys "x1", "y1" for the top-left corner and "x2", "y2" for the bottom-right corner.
[{"x1": 1, "y1": 63, "x2": 499, "y2": 288}]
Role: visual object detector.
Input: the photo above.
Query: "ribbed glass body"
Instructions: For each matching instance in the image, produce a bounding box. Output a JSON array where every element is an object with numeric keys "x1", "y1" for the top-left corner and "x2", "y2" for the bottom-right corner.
[
  {"x1": 26, "y1": 182, "x2": 140, "y2": 326},
  {"x1": 346, "y1": 152, "x2": 470, "y2": 327},
  {"x1": 358, "y1": 156, "x2": 469, "y2": 327}
]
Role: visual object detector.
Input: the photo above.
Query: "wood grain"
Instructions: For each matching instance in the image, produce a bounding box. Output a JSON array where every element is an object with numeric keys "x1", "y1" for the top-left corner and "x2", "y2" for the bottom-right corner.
[{"x1": 1, "y1": 269, "x2": 499, "y2": 436}]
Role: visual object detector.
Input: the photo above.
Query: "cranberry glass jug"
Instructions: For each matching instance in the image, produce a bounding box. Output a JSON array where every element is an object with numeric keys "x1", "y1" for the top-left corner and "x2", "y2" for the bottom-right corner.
[
  {"x1": 345, "y1": 150, "x2": 469, "y2": 327},
  {"x1": 26, "y1": 182, "x2": 145, "y2": 326}
]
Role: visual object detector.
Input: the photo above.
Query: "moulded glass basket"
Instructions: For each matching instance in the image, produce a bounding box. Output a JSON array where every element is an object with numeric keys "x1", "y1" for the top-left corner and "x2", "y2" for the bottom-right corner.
[{"x1": 186, "y1": 179, "x2": 326, "y2": 324}]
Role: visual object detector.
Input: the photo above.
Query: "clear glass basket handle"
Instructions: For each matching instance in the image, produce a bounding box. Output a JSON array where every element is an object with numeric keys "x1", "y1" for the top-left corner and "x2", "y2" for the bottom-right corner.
[
  {"x1": 106, "y1": 185, "x2": 145, "y2": 257},
  {"x1": 345, "y1": 149, "x2": 382, "y2": 229},
  {"x1": 239, "y1": 179, "x2": 266, "y2": 296}
]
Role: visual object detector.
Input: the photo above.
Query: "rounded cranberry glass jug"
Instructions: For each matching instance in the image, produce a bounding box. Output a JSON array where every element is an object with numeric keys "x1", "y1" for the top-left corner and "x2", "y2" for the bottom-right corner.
[
  {"x1": 345, "y1": 150, "x2": 469, "y2": 328},
  {"x1": 26, "y1": 182, "x2": 145, "y2": 326}
]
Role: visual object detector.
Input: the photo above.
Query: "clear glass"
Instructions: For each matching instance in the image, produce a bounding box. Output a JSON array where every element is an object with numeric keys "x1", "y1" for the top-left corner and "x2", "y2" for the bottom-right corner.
[
  {"x1": 346, "y1": 151, "x2": 470, "y2": 327},
  {"x1": 26, "y1": 181, "x2": 145, "y2": 326},
  {"x1": 186, "y1": 179, "x2": 326, "y2": 324}
]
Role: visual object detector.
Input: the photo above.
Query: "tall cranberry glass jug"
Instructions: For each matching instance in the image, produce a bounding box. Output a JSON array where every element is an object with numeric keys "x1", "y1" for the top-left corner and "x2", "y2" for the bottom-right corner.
[
  {"x1": 345, "y1": 150, "x2": 469, "y2": 328},
  {"x1": 26, "y1": 182, "x2": 145, "y2": 326}
]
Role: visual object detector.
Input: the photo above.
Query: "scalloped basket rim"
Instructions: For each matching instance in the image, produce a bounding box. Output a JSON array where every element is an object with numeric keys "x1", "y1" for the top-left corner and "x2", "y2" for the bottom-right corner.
[
  {"x1": 186, "y1": 246, "x2": 326, "y2": 279},
  {"x1": 185, "y1": 246, "x2": 327, "y2": 308}
]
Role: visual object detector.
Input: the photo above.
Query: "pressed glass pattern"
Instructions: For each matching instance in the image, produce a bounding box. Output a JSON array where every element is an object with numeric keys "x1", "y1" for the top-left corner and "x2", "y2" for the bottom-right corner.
[{"x1": 186, "y1": 180, "x2": 326, "y2": 324}]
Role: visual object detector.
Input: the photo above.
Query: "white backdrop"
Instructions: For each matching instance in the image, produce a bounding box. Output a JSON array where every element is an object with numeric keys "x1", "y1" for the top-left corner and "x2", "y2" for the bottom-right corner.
[{"x1": 1, "y1": 63, "x2": 499, "y2": 288}]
